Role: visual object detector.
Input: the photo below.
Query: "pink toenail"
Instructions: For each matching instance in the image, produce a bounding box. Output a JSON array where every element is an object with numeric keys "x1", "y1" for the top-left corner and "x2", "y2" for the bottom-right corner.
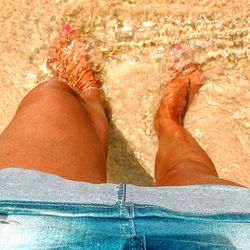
[
  {"x1": 64, "y1": 24, "x2": 72, "y2": 33},
  {"x1": 174, "y1": 44, "x2": 182, "y2": 51}
]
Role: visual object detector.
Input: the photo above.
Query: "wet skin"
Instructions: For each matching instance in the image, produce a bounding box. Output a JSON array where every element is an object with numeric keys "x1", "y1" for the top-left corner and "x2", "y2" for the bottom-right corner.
[{"x1": 0, "y1": 28, "x2": 243, "y2": 187}]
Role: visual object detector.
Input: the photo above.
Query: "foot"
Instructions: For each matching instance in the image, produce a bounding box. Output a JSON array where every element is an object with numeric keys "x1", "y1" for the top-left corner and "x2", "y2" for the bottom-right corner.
[
  {"x1": 155, "y1": 56, "x2": 203, "y2": 134},
  {"x1": 47, "y1": 25, "x2": 106, "y2": 107}
]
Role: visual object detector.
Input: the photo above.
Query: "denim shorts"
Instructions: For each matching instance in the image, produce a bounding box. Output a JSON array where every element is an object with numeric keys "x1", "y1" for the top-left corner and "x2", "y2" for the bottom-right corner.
[{"x1": 0, "y1": 168, "x2": 250, "y2": 249}]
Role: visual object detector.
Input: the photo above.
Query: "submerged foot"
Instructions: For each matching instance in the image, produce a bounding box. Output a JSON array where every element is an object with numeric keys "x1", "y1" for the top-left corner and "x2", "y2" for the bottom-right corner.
[
  {"x1": 47, "y1": 25, "x2": 106, "y2": 107},
  {"x1": 155, "y1": 54, "x2": 203, "y2": 134}
]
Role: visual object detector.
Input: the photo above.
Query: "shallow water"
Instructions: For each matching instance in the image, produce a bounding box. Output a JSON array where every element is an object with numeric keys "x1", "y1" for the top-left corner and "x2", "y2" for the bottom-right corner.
[{"x1": 0, "y1": 0, "x2": 249, "y2": 186}]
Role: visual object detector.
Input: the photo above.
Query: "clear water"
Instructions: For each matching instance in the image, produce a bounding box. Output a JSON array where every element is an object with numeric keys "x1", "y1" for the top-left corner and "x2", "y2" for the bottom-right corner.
[{"x1": 0, "y1": 0, "x2": 249, "y2": 186}]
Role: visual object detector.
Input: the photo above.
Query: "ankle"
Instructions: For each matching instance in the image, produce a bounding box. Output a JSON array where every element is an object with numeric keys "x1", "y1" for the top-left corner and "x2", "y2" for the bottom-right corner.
[{"x1": 155, "y1": 109, "x2": 184, "y2": 136}]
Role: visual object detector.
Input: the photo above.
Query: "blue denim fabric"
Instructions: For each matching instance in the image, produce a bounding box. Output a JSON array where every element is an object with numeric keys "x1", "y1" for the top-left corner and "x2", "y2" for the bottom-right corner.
[{"x1": 0, "y1": 168, "x2": 250, "y2": 249}]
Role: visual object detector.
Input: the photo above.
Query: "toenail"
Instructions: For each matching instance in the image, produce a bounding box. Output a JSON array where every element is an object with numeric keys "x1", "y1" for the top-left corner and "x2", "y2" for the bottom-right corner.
[{"x1": 64, "y1": 24, "x2": 72, "y2": 33}]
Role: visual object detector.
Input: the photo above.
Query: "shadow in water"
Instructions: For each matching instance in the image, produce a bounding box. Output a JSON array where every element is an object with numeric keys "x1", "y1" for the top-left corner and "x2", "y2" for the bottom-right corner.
[{"x1": 107, "y1": 121, "x2": 155, "y2": 186}]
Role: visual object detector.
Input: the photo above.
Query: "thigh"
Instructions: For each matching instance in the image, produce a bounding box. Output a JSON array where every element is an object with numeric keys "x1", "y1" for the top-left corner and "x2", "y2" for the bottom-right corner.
[
  {"x1": 159, "y1": 161, "x2": 243, "y2": 187},
  {"x1": 0, "y1": 81, "x2": 108, "y2": 183}
]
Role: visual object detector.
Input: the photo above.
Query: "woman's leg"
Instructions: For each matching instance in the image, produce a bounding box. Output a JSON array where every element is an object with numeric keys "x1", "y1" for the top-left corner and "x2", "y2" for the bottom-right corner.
[
  {"x1": 154, "y1": 61, "x2": 243, "y2": 187},
  {"x1": 0, "y1": 28, "x2": 108, "y2": 183},
  {"x1": 0, "y1": 80, "x2": 108, "y2": 183}
]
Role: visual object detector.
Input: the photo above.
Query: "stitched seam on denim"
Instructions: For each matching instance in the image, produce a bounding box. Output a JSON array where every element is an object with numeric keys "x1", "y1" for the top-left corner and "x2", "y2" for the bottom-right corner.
[
  {"x1": 0, "y1": 201, "x2": 116, "y2": 208},
  {"x1": 117, "y1": 184, "x2": 126, "y2": 205},
  {"x1": 117, "y1": 184, "x2": 127, "y2": 218},
  {"x1": 134, "y1": 205, "x2": 250, "y2": 219},
  {"x1": 120, "y1": 207, "x2": 125, "y2": 218},
  {"x1": 140, "y1": 236, "x2": 143, "y2": 250},
  {"x1": 128, "y1": 205, "x2": 136, "y2": 236},
  {"x1": 1, "y1": 202, "x2": 248, "y2": 216},
  {"x1": 135, "y1": 203, "x2": 246, "y2": 211},
  {"x1": 142, "y1": 236, "x2": 146, "y2": 250},
  {"x1": 129, "y1": 186, "x2": 133, "y2": 204},
  {"x1": 131, "y1": 236, "x2": 134, "y2": 250},
  {"x1": 119, "y1": 218, "x2": 127, "y2": 235},
  {"x1": 129, "y1": 214, "x2": 135, "y2": 236},
  {"x1": 130, "y1": 203, "x2": 135, "y2": 218},
  {"x1": 123, "y1": 184, "x2": 127, "y2": 203}
]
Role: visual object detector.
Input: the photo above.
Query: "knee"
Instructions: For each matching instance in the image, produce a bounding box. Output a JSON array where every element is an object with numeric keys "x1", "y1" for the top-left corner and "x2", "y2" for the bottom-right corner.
[
  {"x1": 32, "y1": 80, "x2": 76, "y2": 96},
  {"x1": 17, "y1": 80, "x2": 77, "y2": 112}
]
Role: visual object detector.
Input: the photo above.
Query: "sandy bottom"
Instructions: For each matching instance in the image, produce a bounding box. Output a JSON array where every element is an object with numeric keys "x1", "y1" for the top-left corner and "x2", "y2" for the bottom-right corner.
[{"x1": 0, "y1": 0, "x2": 249, "y2": 186}]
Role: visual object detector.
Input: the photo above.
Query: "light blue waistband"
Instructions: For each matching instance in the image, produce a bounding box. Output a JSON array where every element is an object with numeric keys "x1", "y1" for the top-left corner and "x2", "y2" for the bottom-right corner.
[{"x1": 1, "y1": 168, "x2": 250, "y2": 215}]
